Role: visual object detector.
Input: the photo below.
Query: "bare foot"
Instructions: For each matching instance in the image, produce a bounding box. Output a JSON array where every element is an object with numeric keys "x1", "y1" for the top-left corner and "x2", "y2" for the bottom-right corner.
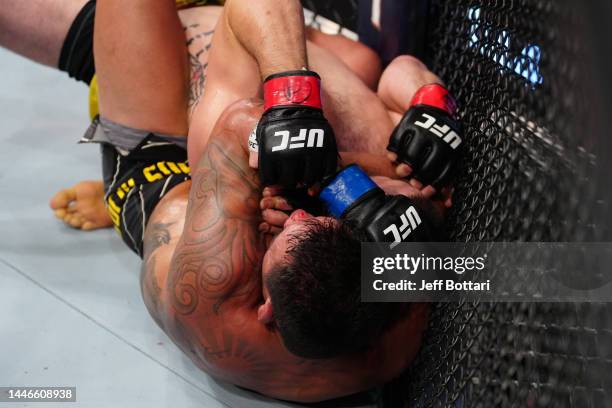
[{"x1": 49, "y1": 181, "x2": 113, "y2": 231}]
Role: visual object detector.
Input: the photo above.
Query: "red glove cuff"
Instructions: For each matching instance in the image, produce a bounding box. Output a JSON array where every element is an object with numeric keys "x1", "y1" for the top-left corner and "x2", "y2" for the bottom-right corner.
[
  {"x1": 410, "y1": 84, "x2": 458, "y2": 117},
  {"x1": 264, "y1": 71, "x2": 322, "y2": 111}
]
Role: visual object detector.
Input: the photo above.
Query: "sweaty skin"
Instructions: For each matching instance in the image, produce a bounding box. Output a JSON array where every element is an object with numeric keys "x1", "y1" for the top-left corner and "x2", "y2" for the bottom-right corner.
[
  {"x1": 49, "y1": 5, "x2": 389, "y2": 229},
  {"x1": 140, "y1": 100, "x2": 429, "y2": 402},
  {"x1": 36, "y1": 3, "x2": 444, "y2": 401}
]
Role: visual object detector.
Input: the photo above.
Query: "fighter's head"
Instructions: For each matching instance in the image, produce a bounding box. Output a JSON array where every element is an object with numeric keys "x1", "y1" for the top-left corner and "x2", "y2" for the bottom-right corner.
[
  {"x1": 259, "y1": 210, "x2": 402, "y2": 359},
  {"x1": 258, "y1": 184, "x2": 444, "y2": 360}
]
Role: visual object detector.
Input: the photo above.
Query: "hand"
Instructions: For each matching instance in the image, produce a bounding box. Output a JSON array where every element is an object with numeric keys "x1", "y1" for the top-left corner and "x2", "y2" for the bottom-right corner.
[
  {"x1": 373, "y1": 176, "x2": 453, "y2": 209},
  {"x1": 387, "y1": 84, "x2": 463, "y2": 187},
  {"x1": 255, "y1": 70, "x2": 338, "y2": 188},
  {"x1": 259, "y1": 187, "x2": 293, "y2": 247},
  {"x1": 371, "y1": 176, "x2": 436, "y2": 200},
  {"x1": 319, "y1": 165, "x2": 439, "y2": 245}
]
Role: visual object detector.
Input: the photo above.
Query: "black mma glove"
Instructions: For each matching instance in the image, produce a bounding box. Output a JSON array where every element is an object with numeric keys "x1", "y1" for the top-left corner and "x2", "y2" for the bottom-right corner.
[
  {"x1": 252, "y1": 70, "x2": 338, "y2": 188},
  {"x1": 320, "y1": 165, "x2": 438, "y2": 248},
  {"x1": 387, "y1": 84, "x2": 463, "y2": 187}
]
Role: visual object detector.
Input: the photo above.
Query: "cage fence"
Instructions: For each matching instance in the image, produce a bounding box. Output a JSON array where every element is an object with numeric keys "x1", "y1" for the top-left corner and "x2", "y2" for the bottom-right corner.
[{"x1": 301, "y1": 0, "x2": 611, "y2": 407}]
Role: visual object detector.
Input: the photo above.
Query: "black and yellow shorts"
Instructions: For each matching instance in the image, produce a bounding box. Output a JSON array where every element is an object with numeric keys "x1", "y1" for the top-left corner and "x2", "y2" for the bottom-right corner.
[{"x1": 81, "y1": 117, "x2": 191, "y2": 257}]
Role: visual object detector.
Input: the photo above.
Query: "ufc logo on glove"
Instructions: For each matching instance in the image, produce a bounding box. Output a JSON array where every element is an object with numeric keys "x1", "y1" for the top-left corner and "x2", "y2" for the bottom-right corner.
[
  {"x1": 414, "y1": 113, "x2": 462, "y2": 149},
  {"x1": 255, "y1": 70, "x2": 338, "y2": 187},
  {"x1": 271, "y1": 129, "x2": 325, "y2": 152},
  {"x1": 383, "y1": 206, "x2": 422, "y2": 249}
]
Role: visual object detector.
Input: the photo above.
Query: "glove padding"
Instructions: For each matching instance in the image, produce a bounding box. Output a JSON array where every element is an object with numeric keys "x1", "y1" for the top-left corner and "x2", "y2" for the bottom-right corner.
[
  {"x1": 256, "y1": 70, "x2": 338, "y2": 188},
  {"x1": 387, "y1": 84, "x2": 463, "y2": 187},
  {"x1": 346, "y1": 192, "x2": 434, "y2": 248},
  {"x1": 320, "y1": 165, "x2": 437, "y2": 247}
]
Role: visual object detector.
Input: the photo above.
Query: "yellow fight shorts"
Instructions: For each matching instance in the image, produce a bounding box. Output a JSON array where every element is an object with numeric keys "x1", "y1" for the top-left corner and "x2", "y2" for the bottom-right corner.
[{"x1": 81, "y1": 117, "x2": 191, "y2": 257}]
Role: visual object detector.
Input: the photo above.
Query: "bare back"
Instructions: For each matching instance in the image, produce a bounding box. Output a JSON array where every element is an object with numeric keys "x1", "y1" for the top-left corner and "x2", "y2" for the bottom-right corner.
[
  {"x1": 94, "y1": 4, "x2": 431, "y2": 403},
  {"x1": 140, "y1": 101, "x2": 429, "y2": 403}
]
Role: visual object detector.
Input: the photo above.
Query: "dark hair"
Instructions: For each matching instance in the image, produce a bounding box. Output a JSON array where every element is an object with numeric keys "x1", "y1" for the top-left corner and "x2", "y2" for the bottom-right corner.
[
  {"x1": 265, "y1": 219, "x2": 404, "y2": 359},
  {"x1": 410, "y1": 195, "x2": 447, "y2": 240}
]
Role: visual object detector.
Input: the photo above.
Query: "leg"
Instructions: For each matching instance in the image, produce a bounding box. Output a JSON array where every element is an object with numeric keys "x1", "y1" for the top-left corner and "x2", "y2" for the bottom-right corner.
[
  {"x1": 94, "y1": 0, "x2": 189, "y2": 135},
  {"x1": 49, "y1": 5, "x2": 223, "y2": 232},
  {"x1": 0, "y1": 0, "x2": 105, "y2": 231},
  {"x1": 378, "y1": 55, "x2": 443, "y2": 124},
  {"x1": 306, "y1": 28, "x2": 382, "y2": 90},
  {"x1": 0, "y1": 0, "x2": 85, "y2": 67},
  {"x1": 190, "y1": 11, "x2": 396, "y2": 165},
  {"x1": 308, "y1": 43, "x2": 394, "y2": 154},
  {"x1": 187, "y1": 0, "x2": 304, "y2": 167}
]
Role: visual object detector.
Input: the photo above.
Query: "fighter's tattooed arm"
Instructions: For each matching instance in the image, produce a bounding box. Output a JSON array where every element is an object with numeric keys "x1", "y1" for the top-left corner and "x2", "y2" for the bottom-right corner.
[
  {"x1": 169, "y1": 137, "x2": 263, "y2": 315},
  {"x1": 184, "y1": 23, "x2": 214, "y2": 113},
  {"x1": 163, "y1": 103, "x2": 269, "y2": 370},
  {"x1": 144, "y1": 222, "x2": 175, "y2": 252},
  {"x1": 141, "y1": 221, "x2": 178, "y2": 329},
  {"x1": 139, "y1": 103, "x2": 373, "y2": 400}
]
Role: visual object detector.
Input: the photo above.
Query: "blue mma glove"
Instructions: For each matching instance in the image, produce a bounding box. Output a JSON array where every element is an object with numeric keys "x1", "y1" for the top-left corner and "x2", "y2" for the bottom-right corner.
[{"x1": 320, "y1": 165, "x2": 436, "y2": 247}]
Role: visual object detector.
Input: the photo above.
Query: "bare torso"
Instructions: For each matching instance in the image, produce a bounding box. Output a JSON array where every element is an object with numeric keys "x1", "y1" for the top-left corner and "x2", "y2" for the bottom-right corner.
[
  {"x1": 119, "y1": 5, "x2": 430, "y2": 403},
  {"x1": 48, "y1": 4, "x2": 432, "y2": 402},
  {"x1": 139, "y1": 98, "x2": 428, "y2": 402}
]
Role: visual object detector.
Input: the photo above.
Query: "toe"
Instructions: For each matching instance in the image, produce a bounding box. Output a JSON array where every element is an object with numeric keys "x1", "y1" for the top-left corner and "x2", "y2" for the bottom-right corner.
[
  {"x1": 62, "y1": 214, "x2": 73, "y2": 226},
  {"x1": 82, "y1": 221, "x2": 96, "y2": 231},
  {"x1": 49, "y1": 188, "x2": 77, "y2": 210},
  {"x1": 68, "y1": 214, "x2": 84, "y2": 229},
  {"x1": 54, "y1": 209, "x2": 67, "y2": 220}
]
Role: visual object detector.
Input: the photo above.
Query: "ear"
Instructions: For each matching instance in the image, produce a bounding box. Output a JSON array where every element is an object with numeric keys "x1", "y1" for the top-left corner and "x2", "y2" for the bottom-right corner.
[{"x1": 257, "y1": 297, "x2": 274, "y2": 324}]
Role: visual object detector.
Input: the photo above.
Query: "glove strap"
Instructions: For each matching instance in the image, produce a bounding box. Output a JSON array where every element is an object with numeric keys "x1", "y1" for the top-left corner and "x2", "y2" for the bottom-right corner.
[
  {"x1": 410, "y1": 84, "x2": 458, "y2": 117},
  {"x1": 264, "y1": 70, "x2": 322, "y2": 111},
  {"x1": 320, "y1": 165, "x2": 379, "y2": 218}
]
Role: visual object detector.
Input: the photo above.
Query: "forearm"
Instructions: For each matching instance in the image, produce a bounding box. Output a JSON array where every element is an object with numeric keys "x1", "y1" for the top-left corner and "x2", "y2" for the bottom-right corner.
[
  {"x1": 340, "y1": 152, "x2": 397, "y2": 179},
  {"x1": 224, "y1": 0, "x2": 308, "y2": 79}
]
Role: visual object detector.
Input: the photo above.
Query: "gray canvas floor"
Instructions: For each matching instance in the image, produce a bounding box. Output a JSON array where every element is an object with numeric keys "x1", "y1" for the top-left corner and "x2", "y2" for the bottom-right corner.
[{"x1": 0, "y1": 49, "x2": 376, "y2": 408}]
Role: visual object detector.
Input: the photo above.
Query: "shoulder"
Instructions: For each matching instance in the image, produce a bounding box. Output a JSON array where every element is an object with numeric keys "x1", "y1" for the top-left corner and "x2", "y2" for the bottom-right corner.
[
  {"x1": 196, "y1": 98, "x2": 263, "y2": 171},
  {"x1": 214, "y1": 99, "x2": 264, "y2": 145}
]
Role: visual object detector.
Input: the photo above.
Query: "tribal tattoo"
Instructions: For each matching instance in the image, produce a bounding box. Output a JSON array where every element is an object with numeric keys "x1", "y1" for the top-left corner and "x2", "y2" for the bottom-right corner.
[
  {"x1": 168, "y1": 138, "x2": 263, "y2": 317},
  {"x1": 161, "y1": 131, "x2": 274, "y2": 379},
  {"x1": 144, "y1": 222, "x2": 175, "y2": 253},
  {"x1": 137, "y1": 123, "x2": 366, "y2": 396},
  {"x1": 141, "y1": 222, "x2": 175, "y2": 328}
]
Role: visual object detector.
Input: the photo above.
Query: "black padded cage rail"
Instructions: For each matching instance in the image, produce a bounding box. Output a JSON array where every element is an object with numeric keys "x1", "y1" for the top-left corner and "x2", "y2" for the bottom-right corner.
[{"x1": 302, "y1": 1, "x2": 612, "y2": 407}]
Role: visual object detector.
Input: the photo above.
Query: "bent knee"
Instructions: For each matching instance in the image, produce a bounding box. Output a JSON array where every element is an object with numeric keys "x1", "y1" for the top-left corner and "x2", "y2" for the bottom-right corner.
[
  {"x1": 307, "y1": 29, "x2": 382, "y2": 88},
  {"x1": 388, "y1": 55, "x2": 429, "y2": 72},
  {"x1": 348, "y1": 44, "x2": 383, "y2": 89},
  {"x1": 382, "y1": 56, "x2": 439, "y2": 87},
  {"x1": 378, "y1": 55, "x2": 442, "y2": 103}
]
